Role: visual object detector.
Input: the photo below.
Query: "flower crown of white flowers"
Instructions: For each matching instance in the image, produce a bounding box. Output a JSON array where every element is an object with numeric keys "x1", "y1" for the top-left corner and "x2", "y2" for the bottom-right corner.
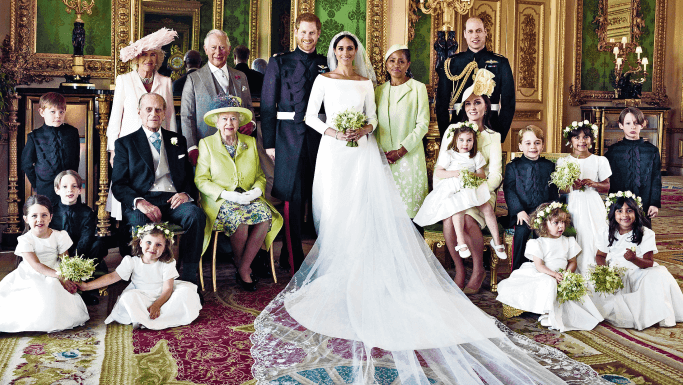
[
  {"x1": 604, "y1": 191, "x2": 643, "y2": 210},
  {"x1": 532, "y1": 202, "x2": 569, "y2": 229},
  {"x1": 132, "y1": 222, "x2": 175, "y2": 244},
  {"x1": 563, "y1": 120, "x2": 599, "y2": 144},
  {"x1": 445, "y1": 121, "x2": 480, "y2": 141}
]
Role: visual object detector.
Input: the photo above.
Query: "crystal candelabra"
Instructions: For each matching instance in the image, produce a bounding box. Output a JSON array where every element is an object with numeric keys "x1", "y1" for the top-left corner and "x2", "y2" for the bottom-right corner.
[
  {"x1": 612, "y1": 36, "x2": 648, "y2": 100},
  {"x1": 419, "y1": 0, "x2": 473, "y2": 31}
]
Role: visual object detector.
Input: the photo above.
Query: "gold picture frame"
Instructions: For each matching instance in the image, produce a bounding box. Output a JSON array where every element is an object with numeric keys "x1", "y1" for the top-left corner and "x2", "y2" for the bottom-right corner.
[
  {"x1": 569, "y1": 0, "x2": 668, "y2": 106},
  {"x1": 7, "y1": 0, "x2": 115, "y2": 82}
]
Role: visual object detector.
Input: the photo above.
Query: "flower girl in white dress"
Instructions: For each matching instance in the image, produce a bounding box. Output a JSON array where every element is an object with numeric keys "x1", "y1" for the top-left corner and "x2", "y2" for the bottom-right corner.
[
  {"x1": 79, "y1": 223, "x2": 201, "y2": 330},
  {"x1": 414, "y1": 123, "x2": 506, "y2": 259},
  {"x1": 497, "y1": 202, "x2": 604, "y2": 332},
  {"x1": 591, "y1": 193, "x2": 683, "y2": 330},
  {"x1": 0, "y1": 195, "x2": 89, "y2": 333},
  {"x1": 557, "y1": 121, "x2": 611, "y2": 273}
]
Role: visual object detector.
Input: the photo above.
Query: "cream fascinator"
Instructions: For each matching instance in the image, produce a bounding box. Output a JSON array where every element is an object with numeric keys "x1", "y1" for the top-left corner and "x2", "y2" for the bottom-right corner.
[
  {"x1": 455, "y1": 68, "x2": 496, "y2": 114},
  {"x1": 119, "y1": 27, "x2": 178, "y2": 63}
]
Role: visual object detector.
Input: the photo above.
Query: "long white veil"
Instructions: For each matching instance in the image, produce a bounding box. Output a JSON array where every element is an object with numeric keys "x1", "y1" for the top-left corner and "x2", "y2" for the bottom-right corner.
[{"x1": 326, "y1": 31, "x2": 377, "y2": 85}]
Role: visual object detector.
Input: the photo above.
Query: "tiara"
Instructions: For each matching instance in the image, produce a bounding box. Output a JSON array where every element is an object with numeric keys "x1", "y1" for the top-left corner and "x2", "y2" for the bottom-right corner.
[
  {"x1": 604, "y1": 191, "x2": 643, "y2": 210},
  {"x1": 531, "y1": 202, "x2": 569, "y2": 229},
  {"x1": 132, "y1": 222, "x2": 175, "y2": 244}
]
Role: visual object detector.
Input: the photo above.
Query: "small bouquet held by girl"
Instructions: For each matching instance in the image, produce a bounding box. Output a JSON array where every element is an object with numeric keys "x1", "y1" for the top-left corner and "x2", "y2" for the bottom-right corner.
[
  {"x1": 333, "y1": 109, "x2": 367, "y2": 147},
  {"x1": 496, "y1": 202, "x2": 603, "y2": 331},
  {"x1": 590, "y1": 192, "x2": 683, "y2": 330},
  {"x1": 57, "y1": 252, "x2": 97, "y2": 282},
  {"x1": 413, "y1": 122, "x2": 506, "y2": 260},
  {"x1": 78, "y1": 222, "x2": 202, "y2": 330}
]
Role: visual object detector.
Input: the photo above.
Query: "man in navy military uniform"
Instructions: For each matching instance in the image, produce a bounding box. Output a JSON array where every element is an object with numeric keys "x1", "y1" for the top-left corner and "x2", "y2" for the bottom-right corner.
[
  {"x1": 436, "y1": 17, "x2": 516, "y2": 142},
  {"x1": 261, "y1": 12, "x2": 328, "y2": 274}
]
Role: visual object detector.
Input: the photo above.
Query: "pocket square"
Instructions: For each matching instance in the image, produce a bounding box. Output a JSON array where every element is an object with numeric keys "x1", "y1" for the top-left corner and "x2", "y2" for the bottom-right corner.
[{"x1": 178, "y1": 154, "x2": 186, "y2": 159}]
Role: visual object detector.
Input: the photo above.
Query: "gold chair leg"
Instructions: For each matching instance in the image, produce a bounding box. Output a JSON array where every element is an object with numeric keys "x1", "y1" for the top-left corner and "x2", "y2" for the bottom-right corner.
[
  {"x1": 269, "y1": 245, "x2": 277, "y2": 283},
  {"x1": 212, "y1": 231, "x2": 219, "y2": 292}
]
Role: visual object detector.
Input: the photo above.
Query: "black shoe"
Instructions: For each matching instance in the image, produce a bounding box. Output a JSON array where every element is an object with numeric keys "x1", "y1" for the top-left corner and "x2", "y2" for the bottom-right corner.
[
  {"x1": 81, "y1": 292, "x2": 99, "y2": 306},
  {"x1": 235, "y1": 272, "x2": 257, "y2": 292},
  {"x1": 197, "y1": 288, "x2": 205, "y2": 306},
  {"x1": 250, "y1": 274, "x2": 260, "y2": 283},
  {"x1": 251, "y1": 250, "x2": 273, "y2": 278}
]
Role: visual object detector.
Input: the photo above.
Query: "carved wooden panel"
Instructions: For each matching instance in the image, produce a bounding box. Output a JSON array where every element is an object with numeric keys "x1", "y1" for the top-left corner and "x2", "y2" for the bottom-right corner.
[{"x1": 515, "y1": 1, "x2": 544, "y2": 103}]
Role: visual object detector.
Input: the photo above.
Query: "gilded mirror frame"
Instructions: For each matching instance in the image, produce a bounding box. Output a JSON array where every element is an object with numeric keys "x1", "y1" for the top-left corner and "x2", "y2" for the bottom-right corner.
[
  {"x1": 213, "y1": 0, "x2": 260, "y2": 63},
  {"x1": 289, "y1": 0, "x2": 388, "y2": 84},
  {"x1": 569, "y1": 0, "x2": 668, "y2": 106},
  {"x1": 7, "y1": 0, "x2": 115, "y2": 82},
  {"x1": 134, "y1": 0, "x2": 201, "y2": 59},
  {"x1": 593, "y1": 0, "x2": 644, "y2": 53}
]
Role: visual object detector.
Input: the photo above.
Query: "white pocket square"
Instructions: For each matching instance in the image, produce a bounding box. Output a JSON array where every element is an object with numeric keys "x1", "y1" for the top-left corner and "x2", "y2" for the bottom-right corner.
[{"x1": 178, "y1": 154, "x2": 186, "y2": 159}]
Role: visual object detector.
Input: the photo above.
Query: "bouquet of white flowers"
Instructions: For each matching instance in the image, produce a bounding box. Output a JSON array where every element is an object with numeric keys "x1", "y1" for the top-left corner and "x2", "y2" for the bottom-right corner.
[
  {"x1": 332, "y1": 109, "x2": 367, "y2": 147},
  {"x1": 549, "y1": 159, "x2": 581, "y2": 191},
  {"x1": 588, "y1": 265, "x2": 628, "y2": 296},
  {"x1": 556, "y1": 269, "x2": 588, "y2": 304},
  {"x1": 57, "y1": 252, "x2": 97, "y2": 282},
  {"x1": 461, "y1": 170, "x2": 486, "y2": 189}
]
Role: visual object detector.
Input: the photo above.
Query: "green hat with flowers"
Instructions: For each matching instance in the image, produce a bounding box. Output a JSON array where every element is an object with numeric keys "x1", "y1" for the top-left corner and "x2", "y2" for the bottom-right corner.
[{"x1": 203, "y1": 95, "x2": 253, "y2": 127}]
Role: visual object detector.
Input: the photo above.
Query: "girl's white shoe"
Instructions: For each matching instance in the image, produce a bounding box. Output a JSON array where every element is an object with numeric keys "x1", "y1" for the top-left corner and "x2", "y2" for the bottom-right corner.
[
  {"x1": 490, "y1": 239, "x2": 507, "y2": 259},
  {"x1": 455, "y1": 244, "x2": 471, "y2": 258}
]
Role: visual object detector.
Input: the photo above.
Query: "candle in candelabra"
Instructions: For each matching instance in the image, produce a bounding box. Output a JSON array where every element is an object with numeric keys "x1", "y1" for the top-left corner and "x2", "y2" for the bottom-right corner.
[
  {"x1": 641, "y1": 57, "x2": 648, "y2": 73},
  {"x1": 610, "y1": 38, "x2": 615, "y2": 43},
  {"x1": 635, "y1": 46, "x2": 642, "y2": 60},
  {"x1": 616, "y1": 58, "x2": 623, "y2": 70},
  {"x1": 613, "y1": 46, "x2": 619, "y2": 59},
  {"x1": 621, "y1": 36, "x2": 627, "y2": 48}
]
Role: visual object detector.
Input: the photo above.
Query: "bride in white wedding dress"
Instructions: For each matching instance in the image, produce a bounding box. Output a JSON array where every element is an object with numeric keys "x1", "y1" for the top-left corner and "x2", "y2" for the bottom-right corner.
[{"x1": 250, "y1": 31, "x2": 606, "y2": 384}]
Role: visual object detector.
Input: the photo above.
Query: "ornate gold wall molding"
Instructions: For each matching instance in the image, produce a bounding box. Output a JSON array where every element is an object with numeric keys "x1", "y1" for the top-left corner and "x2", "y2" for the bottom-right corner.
[
  {"x1": 366, "y1": 0, "x2": 388, "y2": 84},
  {"x1": 516, "y1": 1, "x2": 544, "y2": 103},
  {"x1": 249, "y1": 0, "x2": 259, "y2": 62},
  {"x1": 473, "y1": 1, "x2": 501, "y2": 54},
  {"x1": 112, "y1": 0, "x2": 133, "y2": 79},
  {"x1": 408, "y1": 0, "x2": 420, "y2": 43},
  {"x1": 135, "y1": 1, "x2": 201, "y2": 53},
  {"x1": 514, "y1": 109, "x2": 542, "y2": 121},
  {"x1": 569, "y1": 0, "x2": 668, "y2": 106},
  {"x1": 213, "y1": 0, "x2": 224, "y2": 30},
  {"x1": 7, "y1": 0, "x2": 115, "y2": 82}
]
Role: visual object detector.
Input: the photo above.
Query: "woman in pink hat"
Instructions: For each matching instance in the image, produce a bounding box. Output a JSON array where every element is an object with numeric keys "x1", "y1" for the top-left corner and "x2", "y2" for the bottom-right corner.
[{"x1": 106, "y1": 28, "x2": 178, "y2": 221}]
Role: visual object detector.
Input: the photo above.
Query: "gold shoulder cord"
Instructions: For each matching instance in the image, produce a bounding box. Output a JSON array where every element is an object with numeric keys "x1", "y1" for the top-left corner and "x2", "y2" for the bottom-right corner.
[{"x1": 444, "y1": 59, "x2": 478, "y2": 109}]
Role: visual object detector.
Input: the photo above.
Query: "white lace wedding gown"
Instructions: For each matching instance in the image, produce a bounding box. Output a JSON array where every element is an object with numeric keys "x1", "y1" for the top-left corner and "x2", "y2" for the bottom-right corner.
[{"x1": 250, "y1": 75, "x2": 606, "y2": 384}]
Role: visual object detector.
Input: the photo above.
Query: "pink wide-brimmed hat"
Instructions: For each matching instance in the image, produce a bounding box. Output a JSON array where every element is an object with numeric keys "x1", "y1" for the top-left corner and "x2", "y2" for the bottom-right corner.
[{"x1": 119, "y1": 28, "x2": 178, "y2": 63}]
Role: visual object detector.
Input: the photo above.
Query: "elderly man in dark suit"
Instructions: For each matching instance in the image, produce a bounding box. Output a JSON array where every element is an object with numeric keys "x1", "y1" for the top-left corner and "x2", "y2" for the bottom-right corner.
[
  {"x1": 181, "y1": 29, "x2": 253, "y2": 165},
  {"x1": 112, "y1": 92, "x2": 206, "y2": 285}
]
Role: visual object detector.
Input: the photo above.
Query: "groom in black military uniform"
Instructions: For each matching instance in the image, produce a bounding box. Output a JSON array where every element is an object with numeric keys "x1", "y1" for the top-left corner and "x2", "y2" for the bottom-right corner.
[
  {"x1": 436, "y1": 17, "x2": 516, "y2": 142},
  {"x1": 261, "y1": 13, "x2": 329, "y2": 274}
]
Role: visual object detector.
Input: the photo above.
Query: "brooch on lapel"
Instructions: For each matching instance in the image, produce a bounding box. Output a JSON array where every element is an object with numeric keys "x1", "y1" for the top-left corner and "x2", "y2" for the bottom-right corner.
[
  {"x1": 171, "y1": 137, "x2": 178, "y2": 146},
  {"x1": 242, "y1": 85, "x2": 248, "y2": 91},
  {"x1": 240, "y1": 142, "x2": 248, "y2": 150},
  {"x1": 235, "y1": 75, "x2": 241, "y2": 80}
]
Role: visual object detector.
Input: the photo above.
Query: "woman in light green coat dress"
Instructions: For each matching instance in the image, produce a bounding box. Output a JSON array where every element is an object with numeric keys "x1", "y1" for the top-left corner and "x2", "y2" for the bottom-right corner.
[
  {"x1": 195, "y1": 96, "x2": 282, "y2": 291},
  {"x1": 374, "y1": 45, "x2": 430, "y2": 219}
]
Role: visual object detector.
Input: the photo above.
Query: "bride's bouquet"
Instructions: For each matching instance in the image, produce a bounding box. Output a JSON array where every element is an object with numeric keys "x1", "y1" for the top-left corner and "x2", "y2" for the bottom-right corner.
[
  {"x1": 549, "y1": 159, "x2": 582, "y2": 191},
  {"x1": 333, "y1": 109, "x2": 367, "y2": 147},
  {"x1": 588, "y1": 265, "x2": 628, "y2": 296},
  {"x1": 556, "y1": 269, "x2": 588, "y2": 304},
  {"x1": 57, "y1": 252, "x2": 97, "y2": 282},
  {"x1": 461, "y1": 170, "x2": 486, "y2": 189}
]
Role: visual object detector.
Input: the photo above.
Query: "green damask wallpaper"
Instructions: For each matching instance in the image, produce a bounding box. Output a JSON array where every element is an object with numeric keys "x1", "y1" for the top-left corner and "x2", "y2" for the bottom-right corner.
[
  {"x1": 315, "y1": 0, "x2": 367, "y2": 57},
  {"x1": 35, "y1": 0, "x2": 111, "y2": 56},
  {"x1": 408, "y1": 11, "x2": 432, "y2": 85},
  {"x1": 223, "y1": 0, "x2": 251, "y2": 67},
  {"x1": 198, "y1": 0, "x2": 214, "y2": 63},
  {"x1": 580, "y1": 0, "x2": 654, "y2": 92}
]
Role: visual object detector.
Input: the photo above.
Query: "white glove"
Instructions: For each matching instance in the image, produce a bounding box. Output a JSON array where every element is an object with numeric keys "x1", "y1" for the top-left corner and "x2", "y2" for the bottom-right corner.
[
  {"x1": 220, "y1": 190, "x2": 251, "y2": 205},
  {"x1": 243, "y1": 187, "x2": 262, "y2": 202}
]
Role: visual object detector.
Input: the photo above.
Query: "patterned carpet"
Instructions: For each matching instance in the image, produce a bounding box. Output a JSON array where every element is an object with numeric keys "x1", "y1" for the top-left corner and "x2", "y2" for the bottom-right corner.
[{"x1": 1, "y1": 178, "x2": 682, "y2": 384}]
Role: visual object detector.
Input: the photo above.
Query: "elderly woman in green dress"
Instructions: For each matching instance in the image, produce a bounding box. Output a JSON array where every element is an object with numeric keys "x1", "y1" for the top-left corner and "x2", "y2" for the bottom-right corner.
[
  {"x1": 195, "y1": 95, "x2": 282, "y2": 291},
  {"x1": 374, "y1": 44, "x2": 430, "y2": 220}
]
